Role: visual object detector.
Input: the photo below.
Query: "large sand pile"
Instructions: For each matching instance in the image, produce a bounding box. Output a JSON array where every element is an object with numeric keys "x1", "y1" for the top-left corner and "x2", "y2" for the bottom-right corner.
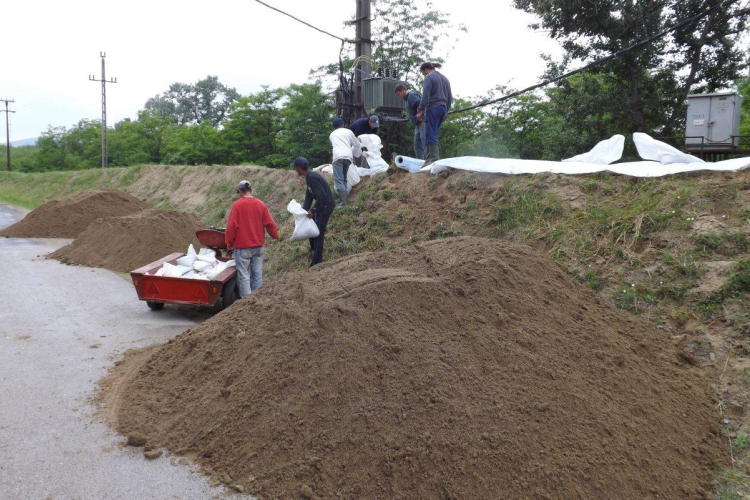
[
  {"x1": 105, "y1": 237, "x2": 722, "y2": 499},
  {"x1": 0, "y1": 190, "x2": 150, "y2": 239},
  {"x1": 50, "y1": 209, "x2": 203, "y2": 273}
]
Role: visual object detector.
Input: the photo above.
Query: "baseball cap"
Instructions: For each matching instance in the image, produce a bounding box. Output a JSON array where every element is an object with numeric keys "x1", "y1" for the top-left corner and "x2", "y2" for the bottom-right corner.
[
  {"x1": 237, "y1": 180, "x2": 251, "y2": 191},
  {"x1": 292, "y1": 157, "x2": 309, "y2": 170},
  {"x1": 332, "y1": 118, "x2": 344, "y2": 128},
  {"x1": 369, "y1": 115, "x2": 380, "y2": 127}
]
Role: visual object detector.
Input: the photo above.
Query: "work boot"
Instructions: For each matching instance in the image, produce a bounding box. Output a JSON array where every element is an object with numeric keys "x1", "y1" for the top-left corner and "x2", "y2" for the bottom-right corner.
[
  {"x1": 336, "y1": 188, "x2": 349, "y2": 207},
  {"x1": 423, "y1": 144, "x2": 440, "y2": 166}
]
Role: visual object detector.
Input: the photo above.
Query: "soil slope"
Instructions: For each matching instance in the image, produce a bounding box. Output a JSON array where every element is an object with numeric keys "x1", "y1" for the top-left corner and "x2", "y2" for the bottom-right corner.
[
  {"x1": 106, "y1": 237, "x2": 722, "y2": 500},
  {"x1": 50, "y1": 209, "x2": 203, "y2": 273},
  {"x1": 0, "y1": 190, "x2": 150, "y2": 239}
]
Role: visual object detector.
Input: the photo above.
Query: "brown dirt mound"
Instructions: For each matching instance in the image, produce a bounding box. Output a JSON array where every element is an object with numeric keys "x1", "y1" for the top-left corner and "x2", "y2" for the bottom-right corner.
[
  {"x1": 104, "y1": 237, "x2": 723, "y2": 500},
  {"x1": 50, "y1": 209, "x2": 203, "y2": 272},
  {"x1": 0, "y1": 190, "x2": 150, "y2": 239}
]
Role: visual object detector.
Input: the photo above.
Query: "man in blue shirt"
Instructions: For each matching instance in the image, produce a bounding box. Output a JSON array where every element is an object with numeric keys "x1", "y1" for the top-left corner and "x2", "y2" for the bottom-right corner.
[
  {"x1": 349, "y1": 115, "x2": 380, "y2": 137},
  {"x1": 395, "y1": 83, "x2": 425, "y2": 160},
  {"x1": 417, "y1": 62, "x2": 452, "y2": 166}
]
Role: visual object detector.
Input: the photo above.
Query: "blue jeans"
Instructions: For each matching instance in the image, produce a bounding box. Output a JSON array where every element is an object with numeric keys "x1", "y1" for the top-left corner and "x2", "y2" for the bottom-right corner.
[
  {"x1": 332, "y1": 158, "x2": 350, "y2": 192},
  {"x1": 424, "y1": 105, "x2": 447, "y2": 146},
  {"x1": 234, "y1": 246, "x2": 264, "y2": 298},
  {"x1": 414, "y1": 124, "x2": 426, "y2": 159}
]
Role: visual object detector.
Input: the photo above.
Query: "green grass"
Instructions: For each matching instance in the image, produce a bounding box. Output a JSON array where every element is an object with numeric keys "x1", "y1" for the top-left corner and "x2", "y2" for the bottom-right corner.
[{"x1": 0, "y1": 167, "x2": 141, "y2": 209}]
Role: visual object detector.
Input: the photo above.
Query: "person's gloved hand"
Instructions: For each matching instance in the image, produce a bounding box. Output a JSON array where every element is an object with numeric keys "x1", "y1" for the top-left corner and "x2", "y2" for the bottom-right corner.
[{"x1": 361, "y1": 147, "x2": 368, "y2": 152}]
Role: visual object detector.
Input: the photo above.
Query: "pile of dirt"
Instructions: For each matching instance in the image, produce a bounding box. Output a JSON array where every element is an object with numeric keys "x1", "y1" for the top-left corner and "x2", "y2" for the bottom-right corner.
[
  {"x1": 104, "y1": 237, "x2": 722, "y2": 500},
  {"x1": 0, "y1": 190, "x2": 150, "y2": 239},
  {"x1": 50, "y1": 209, "x2": 203, "y2": 272}
]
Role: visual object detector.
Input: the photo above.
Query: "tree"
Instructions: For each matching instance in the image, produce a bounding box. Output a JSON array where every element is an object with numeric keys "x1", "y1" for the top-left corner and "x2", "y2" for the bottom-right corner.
[
  {"x1": 222, "y1": 87, "x2": 285, "y2": 166},
  {"x1": 513, "y1": 0, "x2": 750, "y2": 136},
  {"x1": 277, "y1": 83, "x2": 336, "y2": 167},
  {"x1": 145, "y1": 76, "x2": 240, "y2": 127}
]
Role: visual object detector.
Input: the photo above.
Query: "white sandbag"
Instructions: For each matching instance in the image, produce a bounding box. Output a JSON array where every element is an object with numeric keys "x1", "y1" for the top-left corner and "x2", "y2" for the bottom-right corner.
[
  {"x1": 395, "y1": 155, "x2": 426, "y2": 173},
  {"x1": 347, "y1": 163, "x2": 361, "y2": 191},
  {"x1": 177, "y1": 254, "x2": 197, "y2": 267},
  {"x1": 193, "y1": 260, "x2": 214, "y2": 272},
  {"x1": 196, "y1": 248, "x2": 217, "y2": 264},
  {"x1": 287, "y1": 199, "x2": 320, "y2": 241},
  {"x1": 634, "y1": 133, "x2": 704, "y2": 164},
  {"x1": 205, "y1": 261, "x2": 232, "y2": 281},
  {"x1": 314, "y1": 164, "x2": 332, "y2": 173},
  {"x1": 155, "y1": 268, "x2": 165, "y2": 277},
  {"x1": 563, "y1": 135, "x2": 625, "y2": 165},
  {"x1": 187, "y1": 244, "x2": 197, "y2": 257},
  {"x1": 359, "y1": 134, "x2": 390, "y2": 176},
  {"x1": 162, "y1": 263, "x2": 192, "y2": 278}
]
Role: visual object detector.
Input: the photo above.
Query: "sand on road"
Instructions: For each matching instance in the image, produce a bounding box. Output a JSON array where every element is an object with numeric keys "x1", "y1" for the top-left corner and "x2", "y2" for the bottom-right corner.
[{"x1": 0, "y1": 203, "x2": 229, "y2": 500}]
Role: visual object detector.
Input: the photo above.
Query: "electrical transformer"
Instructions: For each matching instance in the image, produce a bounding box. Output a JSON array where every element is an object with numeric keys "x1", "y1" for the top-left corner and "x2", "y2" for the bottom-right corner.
[
  {"x1": 686, "y1": 92, "x2": 743, "y2": 149},
  {"x1": 363, "y1": 77, "x2": 406, "y2": 116}
]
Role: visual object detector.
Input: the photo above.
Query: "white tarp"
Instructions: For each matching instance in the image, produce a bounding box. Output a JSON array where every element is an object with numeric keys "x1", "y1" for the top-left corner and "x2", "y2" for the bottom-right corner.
[
  {"x1": 633, "y1": 132, "x2": 704, "y2": 164},
  {"x1": 424, "y1": 156, "x2": 750, "y2": 178},
  {"x1": 562, "y1": 134, "x2": 625, "y2": 164},
  {"x1": 391, "y1": 134, "x2": 749, "y2": 178}
]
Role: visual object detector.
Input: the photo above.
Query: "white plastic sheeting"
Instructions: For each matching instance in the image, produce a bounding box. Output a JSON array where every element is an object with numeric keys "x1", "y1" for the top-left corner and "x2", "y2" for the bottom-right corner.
[
  {"x1": 424, "y1": 156, "x2": 750, "y2": 178},
  {"x1": 395, "y1": 155, "x2": 426, "y2": 173},
  {"x1": 633, "y1": 132, "x2": 705, "y2": 165},
  {"x1": 393, "y1": 134, "x2": 749, "y2": 178},
  {"x1": 562, "y1": 134, "x2": 625, "y2": 164}
]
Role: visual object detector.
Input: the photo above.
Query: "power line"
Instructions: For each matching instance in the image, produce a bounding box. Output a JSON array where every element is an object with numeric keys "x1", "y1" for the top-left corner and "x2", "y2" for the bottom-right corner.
[
  {"x1": 89, "y1": 52, "x2": 117, "y2": 168},
  {"x1": 0, "y1": 98, "x2": 15, "y2": 171},
  {"x1": 252, "y1": 0, "x2": 353, "y2": 43},
  {"x1": 449, "y1": 0, "x2": 740, "y2": 115}
]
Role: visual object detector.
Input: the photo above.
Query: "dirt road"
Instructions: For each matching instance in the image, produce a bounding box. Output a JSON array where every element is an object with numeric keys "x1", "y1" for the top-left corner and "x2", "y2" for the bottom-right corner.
[{"x1": 0, "y1": 203, "x2": 226, "y2": 499}]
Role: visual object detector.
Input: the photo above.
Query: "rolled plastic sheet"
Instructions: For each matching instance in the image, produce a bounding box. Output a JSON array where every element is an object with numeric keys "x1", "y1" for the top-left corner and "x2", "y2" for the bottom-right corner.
[{"x1": 395, "y1": 155, "x2": 426, "y2": 173}]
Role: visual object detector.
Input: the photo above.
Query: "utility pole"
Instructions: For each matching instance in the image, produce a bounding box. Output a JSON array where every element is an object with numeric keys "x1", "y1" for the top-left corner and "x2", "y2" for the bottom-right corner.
[
  {"x1": 89, "y1": 52, "x2": 117, "y2": 168},
  {"x1": 354, "y1": 0, "x2": 372, "y2": 119},
  {"x1": 0, "y1": 98, "x2": 15, "y2": 171}
]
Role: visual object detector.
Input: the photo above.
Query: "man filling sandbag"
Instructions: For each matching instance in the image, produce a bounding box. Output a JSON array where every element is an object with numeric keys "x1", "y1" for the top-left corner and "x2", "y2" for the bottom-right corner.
[{"x1": 293, "y1": 157, "x2": 335, "y2": 267}]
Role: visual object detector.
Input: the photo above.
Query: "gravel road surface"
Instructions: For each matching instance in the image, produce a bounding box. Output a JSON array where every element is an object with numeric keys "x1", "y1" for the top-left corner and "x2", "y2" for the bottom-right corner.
[{"x1": 0, "y1": 203, "x2": 228, "y2": 500}]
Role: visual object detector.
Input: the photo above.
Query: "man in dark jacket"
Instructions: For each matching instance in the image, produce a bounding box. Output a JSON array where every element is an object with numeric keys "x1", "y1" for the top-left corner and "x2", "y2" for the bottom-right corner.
[
  {"x1": 293, "y1": 157, "x2": 335, "y2": 267},
  {"x1": 417, "y1": 62, "x2": 452, "y2": 166},
  {"x1": 349, "y1": 115, "x2": 380, "y2": 137},
  {"x1": 395, "y1": 83, "x2": 425, "y2": 159}
]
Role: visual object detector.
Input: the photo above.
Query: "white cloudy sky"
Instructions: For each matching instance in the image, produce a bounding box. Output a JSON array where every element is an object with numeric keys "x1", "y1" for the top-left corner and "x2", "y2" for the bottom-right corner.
[{"x1": 2, "y1": 0, "x2": 561, "y2": 141}]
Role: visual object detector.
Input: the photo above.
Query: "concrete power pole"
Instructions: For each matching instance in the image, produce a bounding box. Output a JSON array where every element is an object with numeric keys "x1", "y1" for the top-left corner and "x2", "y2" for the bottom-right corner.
[
  {"x1": 354, "y1": 0, "x2": 372, "y2": 120},
  {"x1": 0, "y1": 98, "x2": 15, "y2": 171},
  {"x1": 89, "y1": 52, "x2": 117, "y2": 168}
]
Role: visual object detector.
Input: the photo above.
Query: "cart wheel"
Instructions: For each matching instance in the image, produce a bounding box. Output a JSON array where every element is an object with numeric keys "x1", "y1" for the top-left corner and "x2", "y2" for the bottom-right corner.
[
  {"x1": 146, "y1": 301, "x2": 165, "y2": 311},
  {"x1": 221, "y1": 278, "x2": 239, "y2": 310}
]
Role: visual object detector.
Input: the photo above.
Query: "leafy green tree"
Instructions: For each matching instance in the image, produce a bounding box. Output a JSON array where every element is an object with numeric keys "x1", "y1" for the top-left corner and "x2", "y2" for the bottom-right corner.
[
  {"x1": 739, "y1": 77, "x2": 750, "y2": 137},
  {"x1": 162, "y1": 121, "x2": 225, "y2": 165},
  {"x1": 146, "y1": 76, "x2": 240, "y2": 126},
  {"x1": 109, "y1": 118, "x2": 151, "y2": 166},
  {"x1": 277, "y1": 83, "x2": 335, "y2": 167},
  {"x1": 222, "y1": 87, "x2": 285, "y2": 166},
  {"x1": 513, "y1": 0, "x2": 750, "y2": 136}
]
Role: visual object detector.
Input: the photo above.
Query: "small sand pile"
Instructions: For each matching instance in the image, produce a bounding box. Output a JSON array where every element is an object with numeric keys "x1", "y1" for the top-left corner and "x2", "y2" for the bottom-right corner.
[
  {"x1": 105, "y1": 237, "x2": 722, "y2": 500},
  {"x1": 50, "y1": 209, "x2": 203, "y2": 272},
  {"x1": 0, "y1": 190, "x2": 150, "y2": 239}
]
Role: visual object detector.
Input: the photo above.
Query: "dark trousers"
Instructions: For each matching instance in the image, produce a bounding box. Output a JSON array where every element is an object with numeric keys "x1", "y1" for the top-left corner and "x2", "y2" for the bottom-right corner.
[{"x1": 309, "y1": 208, "x2": 333, "y2": 266}]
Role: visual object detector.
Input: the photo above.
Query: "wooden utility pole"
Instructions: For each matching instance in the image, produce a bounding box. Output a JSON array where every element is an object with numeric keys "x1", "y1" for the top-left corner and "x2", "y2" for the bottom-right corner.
[
  {"x1": 89, "y1": 52, "x2": 117, "y2": 168},
  {"x1": 354, "y1": 0, "x2": 372, "y2": 119},
  {"x1": 0, "y1": 98, "x2": 15, "y2": 171}
]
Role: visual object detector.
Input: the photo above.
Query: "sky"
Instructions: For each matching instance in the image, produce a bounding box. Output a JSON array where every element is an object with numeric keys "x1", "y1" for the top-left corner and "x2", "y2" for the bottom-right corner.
[{"x1": 2, "y1": 0, "x2": 561, "y2": 142}]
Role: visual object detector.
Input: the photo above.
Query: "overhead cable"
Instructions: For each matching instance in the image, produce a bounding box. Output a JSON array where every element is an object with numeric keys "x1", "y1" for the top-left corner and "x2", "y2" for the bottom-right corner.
[
  {"x1": 449, "y1": 0, "x2": 739, "y2": 115},
  {"x1": 252, "y1": 0, "x2": 353, "y2": 43}
]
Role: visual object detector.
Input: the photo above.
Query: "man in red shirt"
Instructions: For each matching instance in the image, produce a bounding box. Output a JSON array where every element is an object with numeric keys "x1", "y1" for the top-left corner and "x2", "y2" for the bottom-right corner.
[{"x1": 225, "y1": 180, "x2": 279, "y2": 298}]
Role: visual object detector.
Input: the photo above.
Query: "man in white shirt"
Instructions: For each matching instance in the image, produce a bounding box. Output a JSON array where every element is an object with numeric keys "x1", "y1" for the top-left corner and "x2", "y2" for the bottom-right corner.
[{"x1": 329, "y1": 118, "x2": 362, "y2": 206}]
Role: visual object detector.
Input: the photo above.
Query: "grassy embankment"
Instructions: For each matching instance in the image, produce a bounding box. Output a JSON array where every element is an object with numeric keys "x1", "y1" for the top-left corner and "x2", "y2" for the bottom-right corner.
[{"x1": 4, "y1": 164, "x2": 750, "y2": 497}]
